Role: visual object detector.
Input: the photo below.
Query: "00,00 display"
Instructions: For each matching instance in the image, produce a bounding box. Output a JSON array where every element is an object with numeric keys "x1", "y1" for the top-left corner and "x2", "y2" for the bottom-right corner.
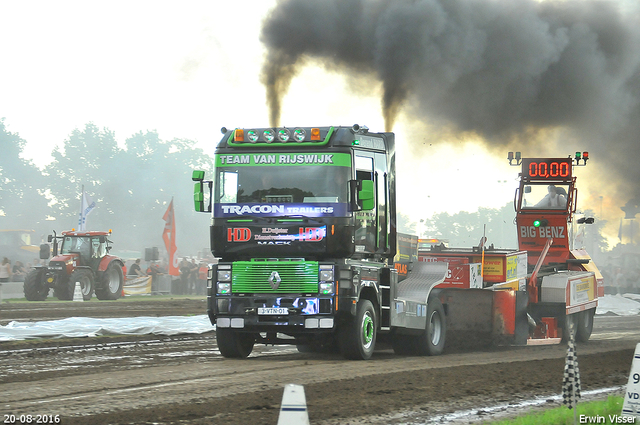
[{"x1": 523, "y1": 159, "x2": 571, "y2": 179}]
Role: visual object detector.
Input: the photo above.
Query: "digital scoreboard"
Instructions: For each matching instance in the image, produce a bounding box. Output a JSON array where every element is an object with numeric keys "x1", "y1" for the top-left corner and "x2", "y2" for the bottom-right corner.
[{"x1": 521, "y1": 158, "x2": 572, "y2": 179}]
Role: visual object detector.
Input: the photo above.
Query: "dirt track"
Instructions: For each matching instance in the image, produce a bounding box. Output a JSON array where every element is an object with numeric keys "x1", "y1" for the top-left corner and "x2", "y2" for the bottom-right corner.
[{"x1": 1, "y1": 298, "x2": 638, "y2": 424}]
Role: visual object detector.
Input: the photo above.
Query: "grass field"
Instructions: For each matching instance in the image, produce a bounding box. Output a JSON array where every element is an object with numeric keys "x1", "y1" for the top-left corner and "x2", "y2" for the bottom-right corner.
[{"x1": 489, "y1": 396, "x2": 632, "y2": 424}]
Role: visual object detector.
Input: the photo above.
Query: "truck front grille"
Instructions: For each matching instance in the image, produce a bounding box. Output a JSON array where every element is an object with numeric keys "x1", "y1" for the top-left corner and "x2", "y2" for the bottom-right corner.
[{"x1": 232, "y1": 260, "x2": 318, "y2": 294}]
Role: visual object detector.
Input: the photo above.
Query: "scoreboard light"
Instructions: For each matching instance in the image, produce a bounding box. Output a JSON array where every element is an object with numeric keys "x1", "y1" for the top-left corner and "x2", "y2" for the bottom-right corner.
[
  {"x1": 575, "y1": 151, "x2": 589, "y2": 165},
  {"x1": 508, "y1": 151, "x2": 522, "y2": 165},
  {"x1": 533, "y1": 219, "x2": 549, "y2": 228}
]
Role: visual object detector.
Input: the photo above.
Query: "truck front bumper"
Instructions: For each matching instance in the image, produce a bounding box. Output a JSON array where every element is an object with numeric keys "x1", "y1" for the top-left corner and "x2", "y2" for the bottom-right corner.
[{"x1": 209, "y1": 294, "x2": 336, "y2": 332}]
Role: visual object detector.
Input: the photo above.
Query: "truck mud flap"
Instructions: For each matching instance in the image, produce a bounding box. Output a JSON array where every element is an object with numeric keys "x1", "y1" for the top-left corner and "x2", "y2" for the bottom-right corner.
[{"x1": 391, "y1": 262, "x2": 448, "y2": 330}]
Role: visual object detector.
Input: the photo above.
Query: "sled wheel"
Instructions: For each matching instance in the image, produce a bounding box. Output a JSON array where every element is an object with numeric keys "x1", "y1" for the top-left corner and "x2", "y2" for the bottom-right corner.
[
  {"x1": 576, "y1": 308, "x2": 595, "y2": 342},
  {"x1": 415, "y1": 297, "x2": 446, "y2": 356}
]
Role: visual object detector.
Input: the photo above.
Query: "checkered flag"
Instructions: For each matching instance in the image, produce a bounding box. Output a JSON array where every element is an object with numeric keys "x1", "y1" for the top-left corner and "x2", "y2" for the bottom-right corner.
[{"x1": 562, "y1": 335, "x2": 581, "y2": 409}]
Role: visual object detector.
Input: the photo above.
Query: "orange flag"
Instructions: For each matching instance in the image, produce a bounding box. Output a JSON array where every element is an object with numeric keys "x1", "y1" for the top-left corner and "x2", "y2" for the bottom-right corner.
[{"x1": 162, "y1": 199, "x2": 179, "y2": 276}]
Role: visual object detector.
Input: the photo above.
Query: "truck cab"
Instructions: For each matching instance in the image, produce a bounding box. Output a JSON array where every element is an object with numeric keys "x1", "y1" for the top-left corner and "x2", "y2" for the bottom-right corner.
[{"x1": 193, "y1": 125, "x2": 398, "y2": 359}]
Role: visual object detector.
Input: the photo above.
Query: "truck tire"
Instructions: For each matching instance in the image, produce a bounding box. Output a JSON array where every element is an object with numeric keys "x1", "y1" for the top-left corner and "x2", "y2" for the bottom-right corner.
[
  {"x1": 24, "y1": 269, "x2": 49, "y2": 301},
  {"x1": 68, "y1": 269, "x2": 95, "y2": 301},
  {"x1": 96, "y1": 262, "x2": 124, "y2": 300},
  {"x1": 216, "y1": 328, "x2": 255, "y2": 358},
  {"x1": 415, "y1": 297, "x2": 446, "y2": 356},
  {"x1": 338, "y1": 299, "x2": 377, "y2": 360},
  {"x1": 576, "y1": 308, "x2": 595, "y2": 342}
]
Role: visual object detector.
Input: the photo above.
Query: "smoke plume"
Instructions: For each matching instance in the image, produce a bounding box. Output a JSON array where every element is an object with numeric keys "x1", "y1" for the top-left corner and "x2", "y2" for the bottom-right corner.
[{"x1": 261, "y1": 0, "x2": 640, "y2": 205}]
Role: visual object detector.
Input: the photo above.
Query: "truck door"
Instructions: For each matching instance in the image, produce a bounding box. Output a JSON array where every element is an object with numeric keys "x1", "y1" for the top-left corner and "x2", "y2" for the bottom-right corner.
[{"x1": 354, "y1": 154, "x2": 376, "y2": 254}]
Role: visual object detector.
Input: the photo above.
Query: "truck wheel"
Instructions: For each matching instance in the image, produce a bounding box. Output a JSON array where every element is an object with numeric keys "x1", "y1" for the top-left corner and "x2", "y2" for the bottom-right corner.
[
  {"x1": 415, "y1": 297, "x2": 446, "y2": 356},
  {"x1": 576, "y1": 308, "x2": 595, "y2": 342},
  {"x1": 339, "y1": 299, "x2": 377, "y2": 360},
  {"x1": 24, "y1": 269, "x2": 49, "y2": 301},
  {"x1": 68, "y1": 269, "x2": 95, "y2": 301},
  {"x1": 216, "y1": 328, "x2": 255, "y2": 358},
  {"x1": 96, "y1": 262, "x2": 124, "y2": 300},
  {"x1": 562, "y1": 313, "x2": 578, "y2": 342}
]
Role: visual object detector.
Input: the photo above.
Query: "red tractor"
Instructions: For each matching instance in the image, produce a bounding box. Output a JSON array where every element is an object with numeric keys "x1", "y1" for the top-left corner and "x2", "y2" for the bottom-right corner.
[{"x1": 24, "y1": 230, "x2": 125, "y2": 301}]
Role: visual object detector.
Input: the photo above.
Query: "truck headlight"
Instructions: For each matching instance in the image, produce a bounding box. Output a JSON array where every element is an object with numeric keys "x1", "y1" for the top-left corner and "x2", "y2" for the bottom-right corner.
[
  {"x1": 217, "y1": 270, "x2": 231, "y2": 282},
  {"x1": 319, "y1": 265, "x2": 334, "y2": 282},
  {"x1": 217, "y1": 283, "x2": 231, "y2": 295},
  {"x1": 319, "y1": 282, "x2": 334, "y2": 295}
]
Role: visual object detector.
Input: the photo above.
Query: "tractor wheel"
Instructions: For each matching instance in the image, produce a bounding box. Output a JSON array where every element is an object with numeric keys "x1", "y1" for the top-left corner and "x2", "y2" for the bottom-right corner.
[
  {"x1": 23, "y1": 269, "x2": 49, "y2": 301},
  {"x1": 576, "y1": 308, "x2": 595, "y2": 342},
  {"x1": 68, "y1": 269, "x2": 95, "y2": 301},
  {"x1": 54, "y1": 275, "x2": 74, "y2": 301},
  {"x1": 415, "y1": 297, "x2": 447, "y2": 356},
  {"x1": 96, "y1": 262, "x2": 124, "y2": 300},
  {"x1": 216, "y1": 328, "x2": 255, "y2": 358},
  {"x1": 338, "y1": 299, "x2": 377, "y2": 360}
]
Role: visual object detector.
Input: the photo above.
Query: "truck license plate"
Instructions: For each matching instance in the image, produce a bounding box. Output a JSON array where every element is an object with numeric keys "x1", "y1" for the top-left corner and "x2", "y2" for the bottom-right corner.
[{"x1": 258, "y1": 307, "x2": 288, "y2": 315}]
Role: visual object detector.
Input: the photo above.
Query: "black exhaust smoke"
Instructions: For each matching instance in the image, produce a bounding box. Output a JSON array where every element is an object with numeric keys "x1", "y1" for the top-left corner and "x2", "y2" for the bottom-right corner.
[{"x1": 261, "y1": 0, "x2": 640, "y2": 201}]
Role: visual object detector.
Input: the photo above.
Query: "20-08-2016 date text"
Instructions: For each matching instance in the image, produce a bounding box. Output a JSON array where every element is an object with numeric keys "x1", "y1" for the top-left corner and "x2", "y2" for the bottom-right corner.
[{"x1": 3, "y1": 415, "x2": 60, "y2": 424}]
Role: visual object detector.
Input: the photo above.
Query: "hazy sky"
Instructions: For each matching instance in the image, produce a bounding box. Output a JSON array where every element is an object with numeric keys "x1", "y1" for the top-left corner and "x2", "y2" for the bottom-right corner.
[{"x1": 2, "y1": 0, "x2": 624, "y2": 234}]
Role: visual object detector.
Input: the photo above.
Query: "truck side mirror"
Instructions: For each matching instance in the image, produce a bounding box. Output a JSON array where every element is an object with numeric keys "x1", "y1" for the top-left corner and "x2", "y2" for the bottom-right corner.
[
  {"x1": 47, "y1": 235, "x2": 53, "y2": 242},
  {"x1": 192, "y1": 170, "x2": 212, "y2": 213},
  {"x1": 349, "y1": 180, "x2": 375, "y2": 211},
  {"x1": 40, "y1": 243, "x2": 50, "y2": 260}
]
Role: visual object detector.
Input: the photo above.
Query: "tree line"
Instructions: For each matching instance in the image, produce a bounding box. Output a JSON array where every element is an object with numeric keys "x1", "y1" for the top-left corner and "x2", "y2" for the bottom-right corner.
[{"x1": 0, "y1": 119, "x2": 212, "y2": 258}]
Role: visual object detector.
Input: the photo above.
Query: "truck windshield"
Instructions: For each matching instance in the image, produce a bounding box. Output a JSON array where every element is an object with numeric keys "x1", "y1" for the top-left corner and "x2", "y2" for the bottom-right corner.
[
  {"x1": 214, "y1": 162, "x2": 351, "y2": 218},
  {"x1": 521, "y1": 183, "x2": 570, "y2": 210}
]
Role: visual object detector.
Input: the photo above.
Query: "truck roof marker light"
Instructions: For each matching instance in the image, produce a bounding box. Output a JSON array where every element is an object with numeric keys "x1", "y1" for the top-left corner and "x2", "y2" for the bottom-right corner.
[
  {"x1": 293, "y1": 128, "x2": 306, "y2": 142},
  {"x1": 263, "y1": 129, "x2": 275, "y2": 143},
  {"x1": 310, "y1": 128, "x2": 321, "y2": 140},
  {"x1": 278, "y1": 128, "x2": 291, "y2": 142},
  {"x1": 247, "y1": 130, "x2": 259, "y2": 143},
  {"x1": 234, "y1": 129, "x2": 244, "y2": 142}
]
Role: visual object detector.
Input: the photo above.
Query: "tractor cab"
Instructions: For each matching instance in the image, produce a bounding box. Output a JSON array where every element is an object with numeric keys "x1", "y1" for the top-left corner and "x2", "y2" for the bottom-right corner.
[{"x1": 58, "y1": 232, "x2": 109, "y2": 268}]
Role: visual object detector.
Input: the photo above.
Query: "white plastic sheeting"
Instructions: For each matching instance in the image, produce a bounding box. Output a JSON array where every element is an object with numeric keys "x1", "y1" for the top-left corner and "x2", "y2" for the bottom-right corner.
[
  {"x1": 0, "y1": 294, "x2": 637, "y2": 342},
  {"x1": 0, "y1": 315, "x2": 214, "y2": 342},
  {"x1": 596, "y1": 293, "x2": 640, "y2": 316}
]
